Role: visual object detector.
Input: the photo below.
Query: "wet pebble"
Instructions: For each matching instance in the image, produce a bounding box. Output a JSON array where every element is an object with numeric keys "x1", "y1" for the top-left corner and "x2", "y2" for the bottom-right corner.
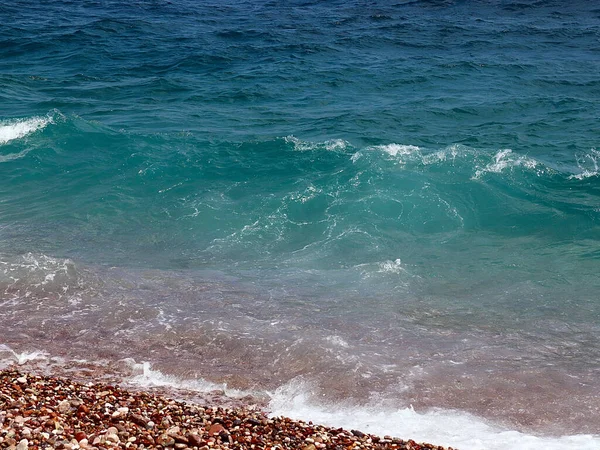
[{"x1": 0, "y1": 368, "x2": 454, "y2": 450}]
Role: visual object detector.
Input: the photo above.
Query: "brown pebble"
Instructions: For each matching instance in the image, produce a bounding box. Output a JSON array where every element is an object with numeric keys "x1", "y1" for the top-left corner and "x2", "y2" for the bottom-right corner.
[
  {"x1": 130, "y1": 413, "x2": 148, "y2": 427},
  {"x1": 208, "y1": 423, "x2": 226, "y2": 436},
  {"x1": 157, "y1": 433, "x2": 175, "y2": 446},
  {"x1": 74, "y1": 431, "x2": 87, "y2": 442},
  {"x1": 0, "y1": 369, "x2": 455, "y2": 450},
  {"x1": 169, "y1": 432, "x2": 189, "y2": 444},
  {"x1": 187, "y1": 432, "x2": 203, "y2": 446}
]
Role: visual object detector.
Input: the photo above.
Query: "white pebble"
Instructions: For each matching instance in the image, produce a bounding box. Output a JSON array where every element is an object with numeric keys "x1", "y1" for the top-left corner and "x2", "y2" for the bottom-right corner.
[
  {"x1": 58, "y1": 399, "x2": 71, "y2": 413},
  {"x1": 105, "y1": 433, "x2": 120, "y2": 443}
]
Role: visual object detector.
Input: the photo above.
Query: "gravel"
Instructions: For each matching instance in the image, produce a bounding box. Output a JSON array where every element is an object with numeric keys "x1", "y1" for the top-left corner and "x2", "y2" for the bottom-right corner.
[{"x1": 0, "y1": 368, "x2": 454, "y2": 450}]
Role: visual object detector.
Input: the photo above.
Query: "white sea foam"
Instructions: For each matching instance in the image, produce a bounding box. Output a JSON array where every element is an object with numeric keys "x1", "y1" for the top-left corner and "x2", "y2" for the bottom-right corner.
[
  {"x1": 325, "y1": 335, "x2": 349, "y2": 348},
  {"x1": 473, "y1": 149, "x2": 538, "y2": 179},
  {"x1": 421, "y1": 144, "x2": 465, "y2": 164},
  {"x1": 375, "y1": 144, "x2": 421, "y2": 158},
  {"x1": 285, "y1": 136, "x2": 349, "y2": 152},
  {"x1": 125, "y1": 360, "x2": 249, "y2": 399},
  {"x1": 569, "y1": 149, "x2": 600, "y2": 180},
  {"x1": 0, "y1": 253, "x2": 78, "y2": 293},
  {"x1": 2, "y1": 351, "x2": 598, "y2": 449},
  {"x1": 0, "y1": 344, "x2": 48, "y2": 369},
  {"x1": 267, "y1": 378, "x2": 600, "y2": 450},
  {"x1": 0, "y1": 149, "x2": 35, "y2": 163},
  {"x1": 378, "y1": 258, "x2": 405, "y2": 274},
  {"x1": 569, "y1": 170, "x2": 598, "y2": 180},
  {"x1": 0, "y1": 115, "x2": 52, "y2": 145}
]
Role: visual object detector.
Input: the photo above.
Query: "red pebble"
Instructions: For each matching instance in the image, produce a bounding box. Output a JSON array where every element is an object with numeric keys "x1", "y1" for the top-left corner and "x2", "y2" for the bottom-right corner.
[
  {"x1": 74, "y1": 431, "x2": 87, "y2": 442},
  {"x1": 208, "y1": 423, "x2": 226, "y2": 436}
]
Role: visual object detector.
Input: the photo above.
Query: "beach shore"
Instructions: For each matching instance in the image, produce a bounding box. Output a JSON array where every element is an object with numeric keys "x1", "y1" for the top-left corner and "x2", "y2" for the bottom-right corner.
[{"x1": 0, "y1": 368, "x2": 452, "y2": 450}]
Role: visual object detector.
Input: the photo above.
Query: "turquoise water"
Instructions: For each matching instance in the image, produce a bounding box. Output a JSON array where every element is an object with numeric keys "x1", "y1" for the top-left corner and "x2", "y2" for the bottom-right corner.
[{"x1": 2, "y1": 1, "x2": 600, "y2": 446}]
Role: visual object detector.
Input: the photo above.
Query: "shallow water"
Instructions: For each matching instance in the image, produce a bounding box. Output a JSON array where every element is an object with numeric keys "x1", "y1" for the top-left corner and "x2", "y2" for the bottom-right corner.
[{"x1": 1, "y1": 1, "x2": 600, "y2": 448}]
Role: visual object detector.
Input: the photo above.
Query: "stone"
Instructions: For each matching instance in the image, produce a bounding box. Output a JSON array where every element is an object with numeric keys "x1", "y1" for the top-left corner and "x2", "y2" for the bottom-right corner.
[
  {"x1": 74, "y1": 431, "x2": 87, "y2": 442},
  {"x1": 157, "y1": 434, "x2": 175, "y2": 447},
  {"x1": 105, "y1": 433, "x2": 120, "y2": 443},
  {"x1": 187, "y1": 433, "x2": 203, "y2": 447},
  {"x1": 141, "y1": 434, "x2": 155, "y2": 445},
  {"x1": 208, "y1": 423, "x2": 225, "y2": 436},
  {"x1": 112, "y1": 406, "x2": 129, "y2": 419},
  {"x1": 169, "y1": 432, "x2": 189, "y2": 444},
  {"x1": 58, "y1": 400, "x2": 71, "y2": 414},
  {"x1": 130, "y1": 413, "x2": 148, "y2": 427},
  {"x1": 167, "y1": 426, "x2": 181, "y2": 435}
]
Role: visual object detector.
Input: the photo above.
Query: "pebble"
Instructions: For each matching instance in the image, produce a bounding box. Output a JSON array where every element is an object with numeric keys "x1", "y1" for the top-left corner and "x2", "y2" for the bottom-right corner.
[
  {"x1": 74, "y1": 431, "x2": 86, "y2": 442},
  {"x1": 0, "y1": 368, "x2": 454, "y2": 450},
  {"x1": 157, "y1": 433, "x2": 176, "y2": 446},
  {"x1": 58, "y1": 399, "x2": 71, "y2": 413}
]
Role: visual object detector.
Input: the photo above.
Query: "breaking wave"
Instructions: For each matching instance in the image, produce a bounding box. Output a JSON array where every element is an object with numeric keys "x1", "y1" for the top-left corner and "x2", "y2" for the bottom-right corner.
[{"x1": 0, "y1": 114, "x2": 54, "y2": 145}]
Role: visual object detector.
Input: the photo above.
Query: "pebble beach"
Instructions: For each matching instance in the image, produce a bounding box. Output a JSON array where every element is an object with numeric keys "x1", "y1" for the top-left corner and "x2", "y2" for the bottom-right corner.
[
  {"x1": 0, "y1": 369, "x2": 452, "y2": 450},
  {"x1": 3, "y1": 1, "x2": 600, "y2": 448}
]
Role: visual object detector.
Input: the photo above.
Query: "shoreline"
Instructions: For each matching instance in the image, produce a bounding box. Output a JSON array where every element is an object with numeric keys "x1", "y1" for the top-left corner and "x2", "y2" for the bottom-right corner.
[{"x1": 0, "y1": 368, "x2": 452, "y2": 450}]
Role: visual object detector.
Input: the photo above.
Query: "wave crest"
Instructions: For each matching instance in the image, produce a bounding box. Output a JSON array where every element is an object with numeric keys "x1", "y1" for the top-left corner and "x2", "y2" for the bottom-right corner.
[
  {"x1": 0, "y1": 114, "x2": 54, "y2": 145},
  {"x1": 473, "y1": 149, "x2": 539, "y2": 179}
]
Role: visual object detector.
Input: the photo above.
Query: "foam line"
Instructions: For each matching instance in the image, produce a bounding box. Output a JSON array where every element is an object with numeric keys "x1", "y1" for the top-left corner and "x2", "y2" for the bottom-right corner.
[{"x1": 267, "y1": 379, "x2": 600, "y2": 450}]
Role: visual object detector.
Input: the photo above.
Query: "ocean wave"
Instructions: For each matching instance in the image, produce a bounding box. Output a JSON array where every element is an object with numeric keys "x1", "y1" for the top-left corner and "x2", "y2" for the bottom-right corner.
[
  {"x1": 0, "y1": 344, "x2": 48, "y2": 369},
  {"x1": 367, "y1": 143, "x2": 468, "y2": 166},
  {"x1": 473, "y1": 149, "x2": 539, "y2": 179},
  {"x1": 268, "y1": 378, "x2": 600, "y2": 450},
  {"x1": 367, "y1": 142, "x2": 546, "y2": 179},
  {"x1": 374, "y1": 143, "x2": 422, "y2": 158},
  {"x1": 568, "y1": 149, "x2": 600, "y2": 180},
  {"x1": 126, "y1": 360, "x2": 251, "y2": 399},
  {"x1": 0, "y1": 114, "x2": 53, "y2": 145},
  {"x1": 5, "y1": 351, "x2": 599, "y2": 450},
  {"x1": 284, "y1": 135, "x2": 349, "y2": 152}
]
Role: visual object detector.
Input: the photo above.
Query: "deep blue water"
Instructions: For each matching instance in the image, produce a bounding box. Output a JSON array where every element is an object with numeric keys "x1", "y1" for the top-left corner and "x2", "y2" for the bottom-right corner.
[{"x1": 1, "y1": 0, "x2": 600, "y2": 445}]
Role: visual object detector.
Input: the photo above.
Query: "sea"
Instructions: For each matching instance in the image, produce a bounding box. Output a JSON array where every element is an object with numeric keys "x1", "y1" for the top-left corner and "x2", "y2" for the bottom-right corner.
[{"x1": 1, "y1": 1, "x2": 600, "y2": 448}]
